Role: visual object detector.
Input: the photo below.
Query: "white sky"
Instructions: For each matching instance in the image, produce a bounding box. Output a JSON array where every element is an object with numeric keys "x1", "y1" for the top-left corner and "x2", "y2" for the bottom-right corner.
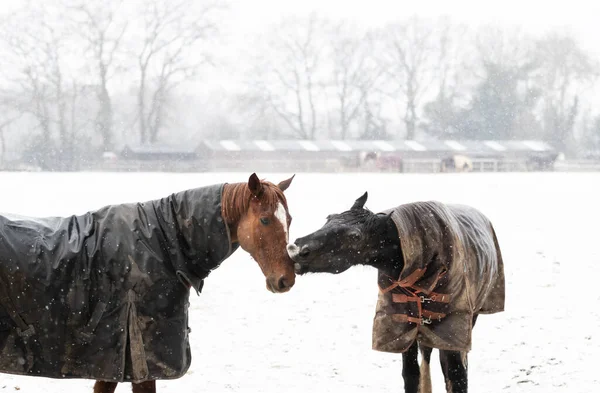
[
  {"x1": 2, "y1": 0, "x2": 598, "y2": 65},
  {"x1": 1, "y1": 0, "x2": 598, "y2": 98},
  {"x1": 210, "y1": 0, "x2": 600, "y2": 105},
  {"x1": 226, "y1": 0, "x2": 600, "y2": 53},
  {"x1": 1, "y1": 0, "x2": 598, "y2": 55}
]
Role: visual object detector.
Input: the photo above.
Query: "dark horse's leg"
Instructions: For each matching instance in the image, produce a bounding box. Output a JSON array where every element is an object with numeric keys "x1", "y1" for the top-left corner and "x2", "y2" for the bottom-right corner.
[
  {"x1": 419, "y1": 345, "x2": 434, "y2": 393},
  {"x1": 131, "y1": 381, "x2": 156, "y2": 393},
  {"x1": 401, "y1": 341, "x2": 420, "y2": 393},
  {"x1": 439, "y1": 315, "x2": 479, "y2": 393},
  {"x1": 92, "y1": 380, "x2": 156, "y2": 393},
  {"x1": 93, "y1": 381, "x2": 118, "y2": 393},
  {"x1": 439, "y1": 350, "x2": 468, "y2": 393}
]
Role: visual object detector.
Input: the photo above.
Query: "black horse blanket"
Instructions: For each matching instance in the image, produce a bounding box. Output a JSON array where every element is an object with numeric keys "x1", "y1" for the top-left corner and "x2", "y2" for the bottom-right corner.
[
  {"x1": 372, "y1": 201, "x2": 505, "y2": 353},
  {"x1": 0, "y1": 184, "x2": 238, "y2": 382}
]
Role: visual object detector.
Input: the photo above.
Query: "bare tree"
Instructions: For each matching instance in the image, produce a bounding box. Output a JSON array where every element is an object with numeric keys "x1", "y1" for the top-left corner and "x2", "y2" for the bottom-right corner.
[
  {"x1": 67, "y1": 0, "x2": 128, "y2": 152},
  {"x1": 328, "y1": 23, "x2": 382, "y2": 139},
  {"x1": 132, "y1": 0, "x2": 225, "y2": 144},
  {"x1": 232, "y1": 91, "x2": 280, "y2": 139},
  {"x1": 0, "y1": 114, "x2": 21, "y2": 167},
  {"x1": 534, "y1": 32, "x2": 599, "y2": 153},
  {"x1": 581, "y1": 110, "x2": 600, "y2": 155},
  {"x1": 246, "y1": 13, "x2": 328, "y2": 140},
  {"x1": 453, "y1": 25, "x2": 544, "y2": 140},
  {"x1": 421, "y1": 19, "x2": 473, "y2": 138},
  {"x1": 473, "y1": 25, "x2": 536, "y2": 72},
  {"x1": 0, "y1": 6, "x2": 79, "y2": 169},
  {"x1": 360, "y1": 88, "x2": 391, "y2": 140},
  {"x1": 378, "y1": 16, "x2": 439, "y2": 139}
]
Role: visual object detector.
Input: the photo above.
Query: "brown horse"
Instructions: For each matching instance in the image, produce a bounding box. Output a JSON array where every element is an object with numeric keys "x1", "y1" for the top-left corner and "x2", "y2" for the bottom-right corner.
[
  {"x1": 0, "y1": 173, "x2": 295, "y2": 393},
  {"x1": 93, "y1": 173, "x2": 296, "y2": 393}
]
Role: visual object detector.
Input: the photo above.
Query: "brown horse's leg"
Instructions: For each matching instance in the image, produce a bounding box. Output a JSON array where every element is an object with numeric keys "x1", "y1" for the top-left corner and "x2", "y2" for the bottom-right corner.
[
  {"x1": 131, "y1": 381, "x2": 156, "y2": 393},
  {"x1": 418, "y1": 345, "x2": 433, "y2": 393},
  {"x1": 401, "y1": 341, "x2": 420, "y2": 393},
  {"x1": 93, "y1": 381, "x2": 118, "y2": 393}
]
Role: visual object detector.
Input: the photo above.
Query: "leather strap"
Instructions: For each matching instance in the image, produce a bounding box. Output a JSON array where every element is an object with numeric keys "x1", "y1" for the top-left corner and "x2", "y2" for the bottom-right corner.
[{"x1": 0, "y1": 276, "x2": 35, "y2": 338}]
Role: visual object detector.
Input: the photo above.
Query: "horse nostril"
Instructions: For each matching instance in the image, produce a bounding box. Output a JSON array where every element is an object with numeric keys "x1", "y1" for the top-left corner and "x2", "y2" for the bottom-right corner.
[
  {"x1": 277, "y1": 276, "x2": 288, "y2": 290},
  {"x1": 299, "y1": 245, "x2": 310, "y2": 258}
]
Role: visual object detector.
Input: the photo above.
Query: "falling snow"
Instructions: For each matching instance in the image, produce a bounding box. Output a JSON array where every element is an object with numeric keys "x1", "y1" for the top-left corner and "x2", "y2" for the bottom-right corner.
[{"x1": 0, "y1": 171, "x2": 597, "y2": 392}]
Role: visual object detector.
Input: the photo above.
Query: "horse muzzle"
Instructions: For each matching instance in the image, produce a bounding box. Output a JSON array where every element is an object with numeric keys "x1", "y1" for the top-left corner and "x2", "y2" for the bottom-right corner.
[
  {"x1": 287, "y1": 242, "x2": 312, "y2": 275},
  {"x1": 266, "y1": 274, "x2": 294, "y2": 293},
  {"x1": 286, "y1": 242, "x2": 312, "y2": 260}
]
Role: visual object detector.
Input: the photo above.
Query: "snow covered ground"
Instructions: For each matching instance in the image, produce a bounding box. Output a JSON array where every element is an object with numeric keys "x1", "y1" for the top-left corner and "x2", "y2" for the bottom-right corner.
[{"x1": 0, "y1": 171, "x2": 598, "y2": 392}]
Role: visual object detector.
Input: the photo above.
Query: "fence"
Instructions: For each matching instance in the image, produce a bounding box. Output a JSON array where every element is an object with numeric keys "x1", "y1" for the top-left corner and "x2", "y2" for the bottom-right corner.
[
  {"x1": 11, "y1": 157, "x2": 600, "y2": 174},
  {"x1": 553, "y1": 160, "x2": 600, "y2": 172}
]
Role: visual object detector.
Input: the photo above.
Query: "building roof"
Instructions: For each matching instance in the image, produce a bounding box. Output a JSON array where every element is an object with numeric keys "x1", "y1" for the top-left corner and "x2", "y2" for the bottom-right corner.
[
  {"x1": 198, "y1": 139, "x2": 555, "y2": 154},
  {"x1": 122, "y1": 144, "x2": 198, "y2": 155}
]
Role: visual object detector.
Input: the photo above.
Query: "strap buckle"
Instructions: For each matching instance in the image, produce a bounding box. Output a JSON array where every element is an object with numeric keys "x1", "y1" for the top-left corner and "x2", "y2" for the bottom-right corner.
[{"x1": 16, "y1": 324, "x2": 36, "y2": 339}]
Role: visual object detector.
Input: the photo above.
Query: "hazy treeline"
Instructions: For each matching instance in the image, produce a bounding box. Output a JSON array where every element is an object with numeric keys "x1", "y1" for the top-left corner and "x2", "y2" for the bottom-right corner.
[{"x1": 0, "y1": 0, "x2": 598, "y2": 169}]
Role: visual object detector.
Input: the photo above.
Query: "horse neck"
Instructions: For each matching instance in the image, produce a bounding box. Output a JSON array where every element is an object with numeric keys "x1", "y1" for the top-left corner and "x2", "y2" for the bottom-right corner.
[
  {"x1": 366, "y1": 215, "x2": 404, "y2": 277},
  {"x1": 221, "y1": 182, "x2": 249, "y2": 243}
]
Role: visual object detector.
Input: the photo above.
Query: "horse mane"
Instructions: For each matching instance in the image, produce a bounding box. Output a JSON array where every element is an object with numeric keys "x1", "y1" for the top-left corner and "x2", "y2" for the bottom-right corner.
[
  {"x1": 329, "y1": 208, "x2": 391, "y2": 238},
  {"x1": 333, "y1": 207, "x2": 373, "y2": 225},
  {"x1": 353, "y1": 210, "x2": 392, "y2": 237},
  {"x1": 222, "y1": 180, "x2": 288, "y2": 225}
]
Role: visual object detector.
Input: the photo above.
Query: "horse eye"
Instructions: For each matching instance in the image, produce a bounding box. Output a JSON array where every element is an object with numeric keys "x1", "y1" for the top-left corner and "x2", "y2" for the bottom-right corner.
[
  {"x1": 260, "y1": 217, "x2": 270, "y2": 225},
  {"x1": 348, "y1": 230, "x2": 361, "y2": 239}
]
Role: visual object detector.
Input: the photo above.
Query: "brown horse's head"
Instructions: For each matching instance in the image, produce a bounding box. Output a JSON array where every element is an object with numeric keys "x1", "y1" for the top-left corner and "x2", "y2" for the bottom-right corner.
[{"x1": 223, "y1": 173, "x2": 296, "y2": 293}]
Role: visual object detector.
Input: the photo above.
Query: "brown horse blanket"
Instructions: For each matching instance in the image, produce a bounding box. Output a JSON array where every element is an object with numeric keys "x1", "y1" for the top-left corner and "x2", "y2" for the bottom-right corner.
[
  {"x1": 0, "y1": 184, "x2": 238, "y2": 382},
  {"x1": 372, "y1": 201, "x2": 504, "y2": 353}
]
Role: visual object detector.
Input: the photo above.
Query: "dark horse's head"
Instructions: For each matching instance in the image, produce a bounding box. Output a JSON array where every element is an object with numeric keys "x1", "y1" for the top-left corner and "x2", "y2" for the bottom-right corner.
[{"x1": 287, "y1": 192, "x2": 401, "y2": 276}]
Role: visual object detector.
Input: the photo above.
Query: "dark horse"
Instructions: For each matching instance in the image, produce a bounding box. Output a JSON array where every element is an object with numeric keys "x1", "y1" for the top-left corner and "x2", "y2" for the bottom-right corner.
[
  {"x1": 287, "y1": 192, "x2": 505, "y2": 393},
  {"x1": 0, "y1": 173, "x2": 296, "y2": 393}
]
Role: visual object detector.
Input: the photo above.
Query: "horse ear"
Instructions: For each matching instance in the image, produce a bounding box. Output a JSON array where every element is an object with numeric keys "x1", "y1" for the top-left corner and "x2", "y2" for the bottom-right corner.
[
  {"x1": 277, "y1": 174, "x2": 295, "y2": 192},
  {"x1": 351, "y1": 191, "x2": 368, "y2": 210},
  {"x1": 248, "y1": 173, "x2": 263, "y2": 197}
]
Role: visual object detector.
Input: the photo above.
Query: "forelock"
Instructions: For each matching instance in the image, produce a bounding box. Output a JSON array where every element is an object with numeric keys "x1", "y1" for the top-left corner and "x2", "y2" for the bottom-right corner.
[
  {"x1": 259, "y1": 181, "x2": 288, "y2": 212},
  {"x1": 325, "y1": 208, "x2": 373, "y2": 227}
]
